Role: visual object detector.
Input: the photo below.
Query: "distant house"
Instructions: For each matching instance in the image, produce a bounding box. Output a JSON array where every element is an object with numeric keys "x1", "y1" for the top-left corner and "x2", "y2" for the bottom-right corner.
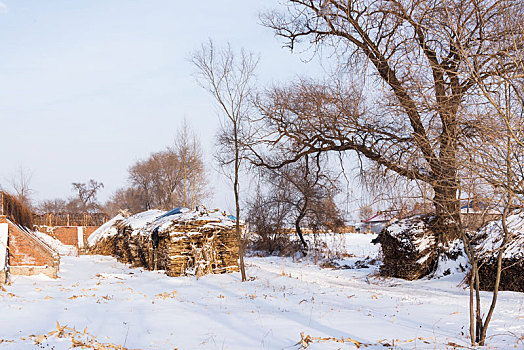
[
  {"x1": 460, "y1": 199, "x2": 501, "y2": 231},
  {"x1": 1, "y1": 192, "x2": 59, "y2": 283},
  {"x1": 360, "y1": 210, "x2": 402, "y2": 234}
]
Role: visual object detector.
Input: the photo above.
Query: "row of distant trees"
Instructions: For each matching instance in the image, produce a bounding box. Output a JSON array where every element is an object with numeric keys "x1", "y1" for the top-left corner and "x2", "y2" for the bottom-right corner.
[
  {"x1": 0, "y1": 168, "x2": 106, "y2": 215},
  {"x1": 1, "y1": 122, "x2": 211, "y2": 217}
]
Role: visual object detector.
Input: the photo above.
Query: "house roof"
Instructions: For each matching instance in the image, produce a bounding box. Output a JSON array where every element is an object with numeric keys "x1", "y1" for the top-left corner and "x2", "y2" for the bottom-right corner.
[{"x1": 362, "y1": 210, "x2": 400, "y2": 223}]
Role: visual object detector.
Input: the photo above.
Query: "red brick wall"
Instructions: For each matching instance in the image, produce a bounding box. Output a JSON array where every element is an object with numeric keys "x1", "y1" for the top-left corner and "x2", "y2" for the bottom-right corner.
[
  {"x1": 52, "y1": 227, "x2": 78, "y2": 246},
  {"x1": 5, "y1": 219, "x2": 58, "y2": 267},
  {"x1": 35, "y1": 226, "x2": 100, "y2": 247},
  {"x1": 85, "y1": 227, "x2": 98, "y2": 239}
]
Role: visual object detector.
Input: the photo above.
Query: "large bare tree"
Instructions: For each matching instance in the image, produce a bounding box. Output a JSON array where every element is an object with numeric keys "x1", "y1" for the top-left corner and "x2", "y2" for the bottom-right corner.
[
  {"x1": 71, "y1": 179, "x2": 104, "y2": 213},
  {"x1": 192, "y1": 41, "x2": 259, "y2": 282},
  {"x1": 254, "y1": 0, "x2": 523, "y2": 247},
  {"x1": 456, "y1": 13, "x2": 524, "y2": 343},
  {"x1": 173, "y1": 120, "x2": 207, "y2": 209}
]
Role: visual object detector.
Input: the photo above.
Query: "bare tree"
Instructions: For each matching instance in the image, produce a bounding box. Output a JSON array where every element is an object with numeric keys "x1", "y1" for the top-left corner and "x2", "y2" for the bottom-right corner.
[
  {"x1": 173, "y1": 120, "x2": 208, "y2": 209},
  {"x1": 456, "y1": 33, "x2": 524, "y2": 346},
  {"x1": 37, "y1": 198, "x2": 68, "y2": 214},
  {"x1": 104, "y1": 187, "x2": 148, "y2": 216},
  {"x1": 246, "y1": 184, "x2": 292, "y2": 254},
  {"x1": 255, "y1": 0, "x2": 524, "y2": 248},
  {"x1": 258, "y1": 154, "x2": 344, "y2": 250},
  {"x1": 358, "y1": 205, "x2": 373, "y2": 222},
  {"x1": 71, "y1": 180, "x2": 104, "y2": 213},
  {"x1": 8, "y1": 166, "x2": 34, "y2": 208},
  {"x1": 115, "y1": 123, "x2": 208, "y2": 213},
  {"x1": 192, "y1": 41, "x2": 259, "y2": 282},
  {"x1": 128, "y1": 157, "x2": 156, "y2": 210},
  {"x1": 439, "y1": 6, "x2": 524, "y2": 344},
  {"x1": 457, "y1": 118, "x2": 523, "y2": 345}
]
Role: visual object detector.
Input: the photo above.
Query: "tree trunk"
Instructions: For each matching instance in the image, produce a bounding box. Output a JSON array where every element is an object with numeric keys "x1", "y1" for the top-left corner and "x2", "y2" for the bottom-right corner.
[
  {"x1": 432, "y1": 176, "x2": 460, "y2": 245},
  {"x1": 295, "y1": 206, "x2": 308, "y2": 251},
  {"x1": 234, "y1": 126, "x2": 247, "y2": 282}
]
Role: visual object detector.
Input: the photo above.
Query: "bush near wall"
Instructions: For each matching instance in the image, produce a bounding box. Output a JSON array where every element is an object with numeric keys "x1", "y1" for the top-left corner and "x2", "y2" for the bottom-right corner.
[{"x1": 0, "y1": 192, "x2": 33, "y2": 228}]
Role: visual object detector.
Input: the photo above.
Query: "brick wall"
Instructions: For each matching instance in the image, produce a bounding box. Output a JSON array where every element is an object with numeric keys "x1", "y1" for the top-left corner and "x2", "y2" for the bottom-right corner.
[
  {"x1": 7, "y1": 222, "x2": 58, "y2": 267},
  {"x1": 0, "y1": 216, "x2": 60, "y2": 279},
  {"x1": 35, "y1": 225, "x2": 100, "y2": 248}
]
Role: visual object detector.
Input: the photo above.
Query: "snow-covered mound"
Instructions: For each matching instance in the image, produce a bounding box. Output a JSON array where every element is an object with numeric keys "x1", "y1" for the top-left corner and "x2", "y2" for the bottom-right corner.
[
  {"x1": 474, "y1": 210, "x2": 524, "y2": 259},
  {"x1": 472, "y1": 210, "x2": 524, "y2": 292},
  {"x1": 87, "y1": 207, "x2": 240, "y2": 278},
  {"x1": 373, "y1": 214, "x2": 441, "y2": 280},
  {"x1": 145, "y1": 208, "x2": 236, "y2": 235},
  {"x1": 87, "y1": 210, "x2": 165, "y2": 246},
  {"x1": 87, "y1": 213, "x2": 126, "y2": 246}
]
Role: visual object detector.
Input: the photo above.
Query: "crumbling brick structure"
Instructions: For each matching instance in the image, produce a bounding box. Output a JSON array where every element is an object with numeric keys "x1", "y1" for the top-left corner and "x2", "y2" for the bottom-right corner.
[
  {"x1": 1, "y1": 215, "x2": 60, "y2": 281},
  {"x1": 1, "y1": 192, "x2": 59, "y2": 282},
  {"x1": 35, "y1": 225, "x2": 98, "y2": 249}
]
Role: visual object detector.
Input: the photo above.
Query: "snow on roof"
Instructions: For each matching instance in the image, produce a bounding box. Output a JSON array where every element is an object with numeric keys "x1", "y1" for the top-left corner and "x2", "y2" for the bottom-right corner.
[
  {"x1": 88, "y1": 208, "x2": 237, "y2": 246},
  {"x1": 363, "y1": 210, "x2": 400, "y2": 223},
  {"x1": 475, "y1": 210, "x2": 524, "y2": 259}
]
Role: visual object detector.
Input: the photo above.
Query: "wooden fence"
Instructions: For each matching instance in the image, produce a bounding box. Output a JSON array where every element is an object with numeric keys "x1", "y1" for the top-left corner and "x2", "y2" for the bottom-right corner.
[{"x1": 33, "y1": 212, "x2": 110, "y2": 227}]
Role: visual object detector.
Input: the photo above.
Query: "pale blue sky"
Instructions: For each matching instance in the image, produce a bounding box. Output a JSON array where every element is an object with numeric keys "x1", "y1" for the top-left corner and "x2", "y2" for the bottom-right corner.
[{"x1": 0, "y1": 0, "x2": 327, "y2": 210}]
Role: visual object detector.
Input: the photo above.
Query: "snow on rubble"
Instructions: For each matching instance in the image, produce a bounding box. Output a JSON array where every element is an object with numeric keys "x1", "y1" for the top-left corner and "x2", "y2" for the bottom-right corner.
[
  {"x1": 472, "y1": 210, "x2": 524, "y2": 292},
  {"x1": 0, "y1": 233, "x2": 522, "y2": 349}
]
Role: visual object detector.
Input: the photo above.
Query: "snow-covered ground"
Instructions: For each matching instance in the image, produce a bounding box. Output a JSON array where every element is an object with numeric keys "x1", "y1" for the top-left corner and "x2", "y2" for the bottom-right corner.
[{"x1": 0, "y1": 234, "x2": 523, "y2": 349}]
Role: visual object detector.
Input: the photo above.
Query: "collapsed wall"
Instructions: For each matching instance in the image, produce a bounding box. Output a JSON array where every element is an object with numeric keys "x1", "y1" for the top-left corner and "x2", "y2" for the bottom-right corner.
[{"x1": 88, "y1": 208, "x2": 240, "y2": 277}]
